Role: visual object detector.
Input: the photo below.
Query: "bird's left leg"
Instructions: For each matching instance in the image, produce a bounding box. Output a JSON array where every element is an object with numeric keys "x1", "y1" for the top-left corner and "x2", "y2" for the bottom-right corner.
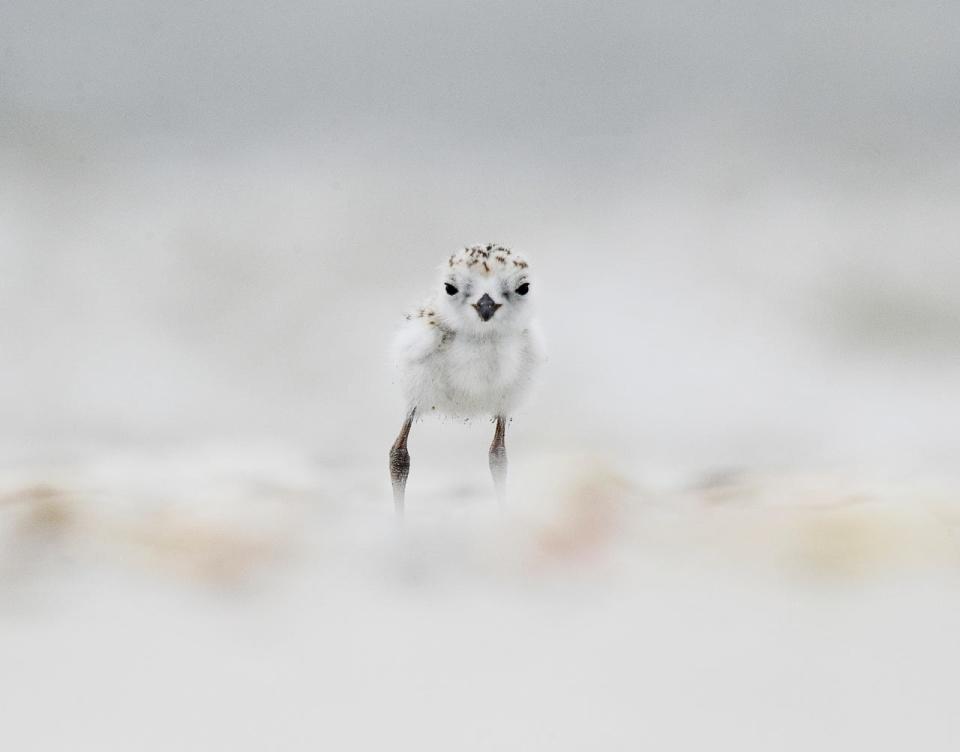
[
  {"x1": 489, "y1": 415, "x2": 508, "y2": 504},
  {"x1": 389, "y1": 408, "x2": 416, "y2": 514}
]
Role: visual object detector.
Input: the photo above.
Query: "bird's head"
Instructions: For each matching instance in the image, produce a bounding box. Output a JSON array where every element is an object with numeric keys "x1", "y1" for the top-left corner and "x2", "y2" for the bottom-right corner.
[{"x1": 435, "y1": 244, "x2": 535, "y2": 336}]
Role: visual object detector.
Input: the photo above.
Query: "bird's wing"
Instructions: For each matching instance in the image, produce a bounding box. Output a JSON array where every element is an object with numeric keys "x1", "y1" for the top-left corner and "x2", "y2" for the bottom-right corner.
[{"x1": 390, "y1": 313, "x2": 446, "y2": 366}]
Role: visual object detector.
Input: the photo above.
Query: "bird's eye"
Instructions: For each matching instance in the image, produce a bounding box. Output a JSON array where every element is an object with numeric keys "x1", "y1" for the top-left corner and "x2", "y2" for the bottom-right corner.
[
  {"x1": 515, "y1": 283, "x2": 530, "y2": 296},
  {"x1": 445, "y1": 283, "x2": 459, "y2": 295}
]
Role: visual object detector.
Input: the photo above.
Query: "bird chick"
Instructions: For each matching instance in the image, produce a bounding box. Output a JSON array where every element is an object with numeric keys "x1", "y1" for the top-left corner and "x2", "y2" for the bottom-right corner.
[{"x1": 389, "y1": 244, "x2": 545, "y2": 512}]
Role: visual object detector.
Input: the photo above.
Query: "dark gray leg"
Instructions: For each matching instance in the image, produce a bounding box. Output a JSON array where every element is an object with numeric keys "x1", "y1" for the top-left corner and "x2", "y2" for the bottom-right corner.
[
  {"x1": 389, "y1": 409, "x2": 416, "y2": 513},
  {"x1": 489, "y1": 416, "x2": 508, "y2": 504}
]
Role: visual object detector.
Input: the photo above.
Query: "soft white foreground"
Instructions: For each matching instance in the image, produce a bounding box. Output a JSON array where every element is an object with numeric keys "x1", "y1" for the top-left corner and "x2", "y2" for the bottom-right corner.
[{"x1": 2, "y1": 444, "x2": 959, "y2": 751}]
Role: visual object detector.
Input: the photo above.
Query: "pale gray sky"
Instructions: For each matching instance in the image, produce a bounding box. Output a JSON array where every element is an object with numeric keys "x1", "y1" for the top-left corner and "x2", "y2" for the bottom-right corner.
[{"x1": 3, "y1": 1, "x2": 959, "y2": 179}]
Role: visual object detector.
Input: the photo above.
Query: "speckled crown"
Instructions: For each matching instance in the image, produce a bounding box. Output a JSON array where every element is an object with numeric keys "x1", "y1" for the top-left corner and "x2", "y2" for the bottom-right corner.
[{"x1": 448, "y1": 244, "x2": 529, "y2": 274}]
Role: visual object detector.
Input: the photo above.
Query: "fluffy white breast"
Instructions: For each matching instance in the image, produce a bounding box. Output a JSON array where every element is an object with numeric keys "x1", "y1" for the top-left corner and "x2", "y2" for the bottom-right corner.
[{"x1": 391, "y1": 315, "x2": 543, "y2": 418}]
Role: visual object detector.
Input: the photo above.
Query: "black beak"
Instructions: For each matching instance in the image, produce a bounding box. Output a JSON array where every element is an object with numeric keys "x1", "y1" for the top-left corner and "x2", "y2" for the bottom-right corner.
[{"x1": 472, "y1": 293, "x2": 501, "y2": 322}]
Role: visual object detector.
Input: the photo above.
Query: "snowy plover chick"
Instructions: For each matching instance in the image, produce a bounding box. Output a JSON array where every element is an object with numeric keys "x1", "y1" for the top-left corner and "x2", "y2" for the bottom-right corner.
[{"x1": 389, "y1": 244, "x2": 545, "y2": 512}]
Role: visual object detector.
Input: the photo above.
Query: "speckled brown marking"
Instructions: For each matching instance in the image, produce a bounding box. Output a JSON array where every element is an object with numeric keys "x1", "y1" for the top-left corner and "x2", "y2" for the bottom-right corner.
[{"x1": 447, "y1": 245, "x2": 520, "y2": 275}]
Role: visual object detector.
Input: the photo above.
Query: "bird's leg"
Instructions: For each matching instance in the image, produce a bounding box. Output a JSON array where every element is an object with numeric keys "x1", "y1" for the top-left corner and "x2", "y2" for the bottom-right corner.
[
  {"x1": 389, "y1": 409, "x2": 416, "y2": 514},
  {"x1": 489, "y1": 415, "x2": 508, "y2": 505}
]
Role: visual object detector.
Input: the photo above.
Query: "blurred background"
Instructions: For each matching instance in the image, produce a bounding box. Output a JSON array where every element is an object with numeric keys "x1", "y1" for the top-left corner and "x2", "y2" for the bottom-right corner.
[{"x1": 2, "y1": 1, "x2": 960, "y2": 749}]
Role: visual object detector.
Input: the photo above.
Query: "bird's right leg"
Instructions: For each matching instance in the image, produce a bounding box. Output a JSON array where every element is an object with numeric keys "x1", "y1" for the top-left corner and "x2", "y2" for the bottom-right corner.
[
  {"x1": 389, "y1": 408, "x2": 416, "y2": 514},
  {"x1": 489, "y1": 415, "x2": 508, "y2": 505}
]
